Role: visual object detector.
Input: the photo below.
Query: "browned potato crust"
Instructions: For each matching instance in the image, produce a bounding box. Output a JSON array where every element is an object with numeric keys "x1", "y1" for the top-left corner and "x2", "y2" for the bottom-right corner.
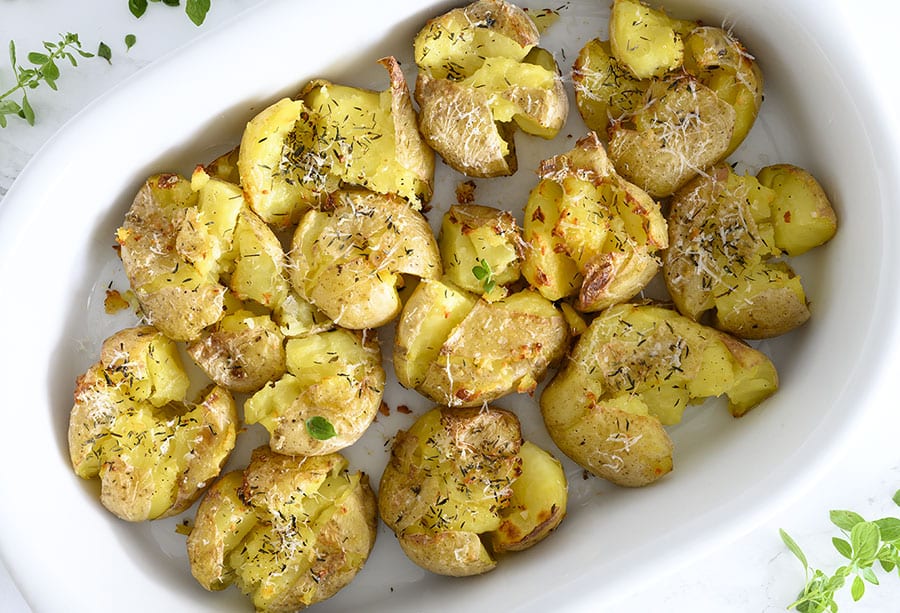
[{"x1": 188, "y1": 448, "x2": 376, "y2": 612}]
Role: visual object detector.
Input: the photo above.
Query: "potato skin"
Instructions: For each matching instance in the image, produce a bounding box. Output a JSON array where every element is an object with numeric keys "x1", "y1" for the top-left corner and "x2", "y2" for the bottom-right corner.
[
  {"x1": 521, "y1": 133, "x2": 668, "y2": 311},
  {"x1": 540, "y1": 303, "x2": 778, "y2": 487},
  {"x1": 244, "y1": 328, "x2": 384, "y2": 456},
  {"x1": 68, "y1": 326, "x2": 238, "y2": 520},
  {"x1": 394, "y1": 280, "x2": 569, "y2": 407},
  {"x1": 663, "y1": 163, "x2": 833, "y2": 339},
  {"x1": 379, "y1": 406, "x2": 565, "y2": 576},
  {"x1": 187, "y1": 447, "x2": 376, "y2": 612},
  {"x1": 117, "y1": 174, "x2": 227, "y2": 341},
  {"x1": 289, "y1": 189, "x2": 441, "y2": 330},
  {"x1": 413, "y1": 0, "x2": 566, "y2": 177}
]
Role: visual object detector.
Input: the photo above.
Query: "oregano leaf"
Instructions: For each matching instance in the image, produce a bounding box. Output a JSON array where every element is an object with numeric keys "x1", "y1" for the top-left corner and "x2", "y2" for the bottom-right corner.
[
  {"x1": 830, "y1": 510, "x2": 865, "y2": 532},
  {"x1": 98, "y1": 42, "x2": 112, "y2": 63},
  {"x1": 129, "y1": 0, "x2": 148, "y2": 18},
  {"x1": 125, "y1": 34, "x2": 137, "y2": 50},
  {"x1": 185, "y1": 0, "x2": 211, "y2": 26},
  {"x1": 780, "y1": 529, "x2": 808, "y2": 571},
  {"x1": 850, "y1": 575, "x2": 865, "y2": 601},
  {"x1": 851, "y1": 522, "x2": 881, "y2": 561},
  {"x1": 832, "y1": 537, "x2": 852, "y2": 560},
  {"x1": 305, "y1": 416, "x2": 336, "y2": 440}
]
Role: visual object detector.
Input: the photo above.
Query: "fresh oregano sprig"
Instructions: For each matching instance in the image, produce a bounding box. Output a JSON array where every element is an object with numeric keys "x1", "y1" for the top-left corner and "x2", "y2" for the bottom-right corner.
[
  {"x1": 472, "y1": 258, "x2": 496, "y2": 294},
  {"x1": 780, "y1": 488, "x2": 900, "y2": 612},
  {"x1": 129, "y1": 0, "x2": 212, "y2": 26},
  {"x1": 0, "y1": 33, "x2": 94, "y2": 127}
]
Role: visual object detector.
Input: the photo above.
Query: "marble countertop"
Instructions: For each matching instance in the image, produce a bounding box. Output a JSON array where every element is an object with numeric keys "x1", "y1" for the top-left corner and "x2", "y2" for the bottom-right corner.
[{"x1": 2, "y1": 1, "x2": 898, "y2": 611}]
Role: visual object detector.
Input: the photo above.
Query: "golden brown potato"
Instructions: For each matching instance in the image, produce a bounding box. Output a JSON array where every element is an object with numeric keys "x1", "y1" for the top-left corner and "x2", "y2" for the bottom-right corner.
[
  {"x1": 541, "y1": 303, "x2": 778, "y2": 487},
  {"x1": 394, "y1": 279, "x2": 568, "y2": 407},
  {"x1": 756, "y1": 163, "x2": 838, "y2": 256},
  {"x1": 238, "y1": 57, "x2": 433, "y2": 227},
  {"x1": 521, "y1": 132, "x2": 668, "y2": 310},
  {"x1": 186, "y1": 310, "x2": 286, "y2": 394},
  {"x1": 188, "y1": 447, "x2": 377, "y2": 612},
  {"x1": 414, "y1": 0, "x2": 567, "y2": 177},
  {"x1": 572, "y1": 38, "x2": 649, "y2": 135},
  {"x1": 608, "y1": 76, "x2": 736, "y2": 198},
  {"x1": 378, "y1": 406, "x2": 566, "y2": 576},
  {"x1": 664, "y1": 164, "x2": 835, "y2": 339},
  {"x1": 439, "y1": 204, "x2": 522, "y2": 300},
  {"x1": 117, "y1": 174, "x2": 231, "y2": 341},
  {"x1": 244, "y1": 328, "x2": 384, "y2": 456},
  {"x1": 68, "y1": 326, "x2": 238, "y2": 520},
  {"x1": 573, "y1": 4, "x2": 763, "y2": 194},
  {"x1": 289, "y1": 189, "x2": 441, "y2": 329}
]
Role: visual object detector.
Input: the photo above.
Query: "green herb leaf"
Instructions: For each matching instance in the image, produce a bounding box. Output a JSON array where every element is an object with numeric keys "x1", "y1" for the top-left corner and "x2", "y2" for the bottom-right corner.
[
  {"x1": 20, "y1": 93, "x2": 34, "y2": 125},
  {"x1": 894, "y1": 489, "x2": 900, "y2": 507},
  {"x1": 27, "y1": 51, "x2": 49, "y2": 65},
  {"x1": 125, "y1": 34, "x2": 137, "y2": 50},
  {"x1": 832, "y1": 537, "x2": 852, "y2": 559},
  {"x1": 97, "y1": 42, "x2": 112, "y2": 64},
  {"x1": 185, "y1": 0, "x2": 211, "y2": 25},
  {"x1": 875, "y1": 517, "x2": 900, "y2": 543},
  {"x1": 830, "y1": 510, "x2": 865, "y2": 532},
  {"x1": 860, "y1": 566, "x2": 880, "y2": 585},
  {"x1": 471, "y1": 258, "x2": 496, "y2": 293},
  {"x1": 129, "y1": 0, "x2": 148, "y2": 18},
  {"x1": 305, "y1": 416, "x2": 337, "y2": 440},
  {"x1": 162, "y1": 0, "x2": 181, "y2": 6},
  {"x1": 780, "y1": 529, "x2": 808, "y2": 571},
  {"x1": 851, "y1": 522, "x2": 881, "y2": 561},
  {"x1": 851, "y1": 575, "x2": 865, "y2": 601}
]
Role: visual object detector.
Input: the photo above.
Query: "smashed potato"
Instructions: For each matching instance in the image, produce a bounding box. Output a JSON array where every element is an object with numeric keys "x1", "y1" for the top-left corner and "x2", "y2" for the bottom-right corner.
[
  {"x1": 68, "y1": 326, "x2": 238, "y2": 520},
  {"x1": 439, "y1": 204, "x2": 523, "y2": 301},
  {"x1": 663, "y1": 163, "x2": 837, "y2": 339},
  {"x1": 413, "y1": 0, "x2": 567, "y2": 177},
  {"x1": 394, "y1": 279, "x2": 568, "y2": 407},
  {"x1": 521, "y1": 133, "x2": 668, "y2": 311},
  {"x1": 541, "y1": 303, "x2": 778, "y2": 487},
  {"x1": 239, "y1": 56, "x2": 433, "y2": 227},
  {"x1": 573, "y1": 0, "x2": 763, "y2": 196},
  {"x1": 289, "y1": 189, "x2": 441, "y2": 329},
  {"x1": 186, "y1": 309, "x2": 286, "y2": 394},
  {"x1": 378, "y1": 406, "x2": 566, "y2": 576},
  {"x1": 244, "y1": 328, "x2": 384, "y2": 456},
  {"x1": 188, "y1": 447, "x2": 376, "y2": 612},
  {"x1": 118, "y1": 170, "x2": 291, "y2": 341}
]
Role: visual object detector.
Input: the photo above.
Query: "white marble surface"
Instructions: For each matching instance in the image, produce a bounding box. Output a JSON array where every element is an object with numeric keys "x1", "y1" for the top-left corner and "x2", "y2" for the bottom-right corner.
[{"x1": 2, "y1": 1, "x2": 899, "y2": 612}]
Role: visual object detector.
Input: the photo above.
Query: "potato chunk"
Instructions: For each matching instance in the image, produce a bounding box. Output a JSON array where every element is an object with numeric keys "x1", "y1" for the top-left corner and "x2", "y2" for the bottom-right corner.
[
  {"x1": 238, "y1": 57, "x2": 433, "y2": 227},
  {"x1": 609, "y1": 0, "x2": 696, "y2": 79},
  {"x1": 413, "y1": 0, "x2": 567, "y2": 177},
  {"x1": 439, "y1": 204, "x2": 522, "y2": 301},
  {"x1": 394, "y1": 279, "x2": 568, "y2": 407},
  {"x1": 289, "y1": 189, "x2": 441, "y2": 329},
  {"x1": 187, "y1": 448, "x2": 376, "y2": 612},
  {"x1": 540, "y1": 303, "x2": 778, "y2": 487},
  {"x1": 186, "y1": 310, "x2": 286, "y2": 394},
  {"x1": 664, "y1": 164, "x2": 836, "y2": 338},
  {"x1": 244, "y1": 328, "x2": 384, "y2": 456},
  {"x1": 521, "y1": 133, "x2": 667, "y2": 310},
  {"x1": 68, "y1": 326, "x2": 238, "y2": 520},
  {"x1": 378, "y1": 406, "x2": 566, "y2": 576}
]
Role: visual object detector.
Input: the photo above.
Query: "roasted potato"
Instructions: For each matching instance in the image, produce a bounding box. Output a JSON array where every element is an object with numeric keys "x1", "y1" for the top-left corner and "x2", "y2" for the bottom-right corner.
[
  {"x1": 238, "y1": 56, "x2": 433, "y2": 227},
  {"x1": 187, "y1": 447, "x2": 377, "y2": 612},
  {"x1": 378, "y1": 406, "x2": 566, "y2": 576},
  {"x1": 186, "y1": 310, "x2": 286, "y2": 394},
  {"x1": 289, "y1": 189, "x2": 441, "y2": 329},
  {"x1": 394, "y1": 279, "x2": 568, "y2": 407},
  {"x1": 118, "y1": 169, "x2": 292, "y2": 341},
  {"x1": 68, "y1": 326, "x2": 238, "y2": 520},
  {"x1": 608, "y1": 76, "x2": 736, "y2": 198},
  {"x1": 439, "y1": 204, "x2": 522, "y2": 300},
  {"x1": 574, "y1": 1, "x2": 763, "y2": 193},
  {"x1": 117, "y1": 174, "x2": 231, "y2": 341},
  {"x1": 244, "y1": 328, "x2": 384, "y2": 456},
  {"x1": 521, "y1": 132, "x2": 668, "y2": 311},
  {"x1": 609, "y1": 0, "x2": 696, "y2": 79},
  {"x1": 540, "y1": 303, "x2": 778, "y2": 487},
  {"x1": 664, "y1": 163, "x2": 836, "y2": 339},
  {"x1": 413, "y1": 0, "x2": 567, "y2": 177}
]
